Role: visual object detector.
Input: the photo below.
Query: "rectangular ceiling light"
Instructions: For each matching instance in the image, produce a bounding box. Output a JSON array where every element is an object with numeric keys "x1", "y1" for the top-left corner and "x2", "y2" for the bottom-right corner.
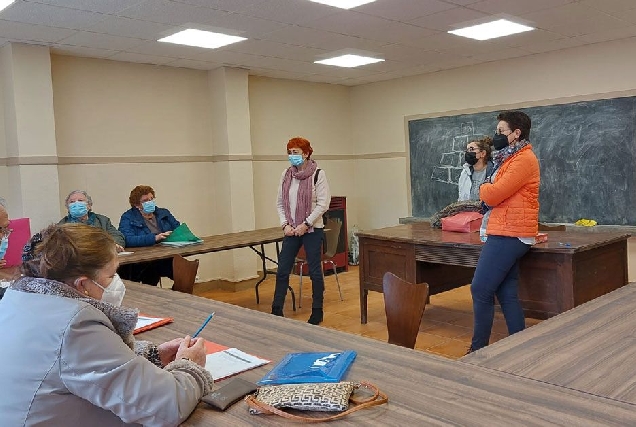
[
  {"x1": 315, "y1": 54, "x2": 384, "y2": 68},
  {"x1": 158, "y1": 29, "x2": 246, "y2": 49},
  {"x1": 309, "y1": 0, "x2": 376, "y2": 9},
  {"x1": 0, "y1": 0, "x2": 16, "y2": 13},
  {"x1": 449, "y1": 19, "x2": 534, "y2": 41}
]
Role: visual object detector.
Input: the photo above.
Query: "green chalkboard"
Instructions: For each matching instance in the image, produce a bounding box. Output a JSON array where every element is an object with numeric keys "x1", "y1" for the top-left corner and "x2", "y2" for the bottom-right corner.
[{"x1": 408, "y1": 96, "x2": 636, "y2": 225}]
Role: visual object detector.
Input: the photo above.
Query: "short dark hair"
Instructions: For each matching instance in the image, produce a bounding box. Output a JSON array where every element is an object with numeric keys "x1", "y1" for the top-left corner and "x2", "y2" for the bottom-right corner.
[{"x1": 497, "y1": 111, "x2": 531, "y2": 140}]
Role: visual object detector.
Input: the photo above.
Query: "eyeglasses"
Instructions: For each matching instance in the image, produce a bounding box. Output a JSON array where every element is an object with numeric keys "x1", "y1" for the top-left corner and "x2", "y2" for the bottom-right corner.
[
  {"x1": 495, "y1": 128, "x2": 512, "y2": 135},
  {"x1": 0, "y1": 227, "x2": 12, "y2": 238},
  {"x1": 466, "y1": 147, "x2": 481, "y2": 153}
]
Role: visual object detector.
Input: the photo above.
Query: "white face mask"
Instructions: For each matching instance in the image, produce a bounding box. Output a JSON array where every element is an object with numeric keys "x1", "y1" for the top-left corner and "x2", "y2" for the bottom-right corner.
[{"x1": 92, "y1": 274, "x2": 126, "y2": 307}]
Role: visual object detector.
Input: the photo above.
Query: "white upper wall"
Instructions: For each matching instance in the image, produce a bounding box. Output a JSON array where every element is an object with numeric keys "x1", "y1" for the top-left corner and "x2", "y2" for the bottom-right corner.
[
  {"x1": 52, "y1": 55, "x2": 214, "y2": 157},
  {"x1": 350, "y1": 37, "x2": 636, "y2": 230}
]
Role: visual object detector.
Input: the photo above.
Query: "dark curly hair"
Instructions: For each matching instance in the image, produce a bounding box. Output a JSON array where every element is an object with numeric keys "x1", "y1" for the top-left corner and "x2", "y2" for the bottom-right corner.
[
  {"x1": 128, "y1": 185, "x2": 155, "y2": 207},
  {"x1": 470, "y1": 136, "x2": 493, "y2": 162},
  {"x1": 497, "y1": 111, "x2": 531, "y2": 141}
]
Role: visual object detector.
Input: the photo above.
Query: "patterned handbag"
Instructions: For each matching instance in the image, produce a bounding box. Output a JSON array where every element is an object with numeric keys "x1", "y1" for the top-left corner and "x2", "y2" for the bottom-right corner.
[{"x1": 245, "y1": 381, "x2": 387, "y2": 422}]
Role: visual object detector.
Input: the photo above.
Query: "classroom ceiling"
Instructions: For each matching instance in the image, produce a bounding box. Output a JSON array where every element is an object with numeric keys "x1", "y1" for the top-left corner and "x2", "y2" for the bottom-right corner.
[{"x1": 1, "y1": 0, "x2": 636, "y2": 86}]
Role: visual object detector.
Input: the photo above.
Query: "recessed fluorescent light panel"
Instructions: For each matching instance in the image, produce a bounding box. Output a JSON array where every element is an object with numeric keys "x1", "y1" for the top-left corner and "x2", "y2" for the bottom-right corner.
[
  {"x1": 0, "y1": 0, "x2": 16, "y2": 12},
  {"x1": 449, "y1": 19, "x2": 534, "y2": 41},
  {"x1": 315, "y1": 54, "x2": 384, "y2": 68},
  {"x1": 158, "y1": 29, "x2": 246, "y2": 49},
  {"x1": 309, "y1": 0, "x2": 376, "y2": 9}
]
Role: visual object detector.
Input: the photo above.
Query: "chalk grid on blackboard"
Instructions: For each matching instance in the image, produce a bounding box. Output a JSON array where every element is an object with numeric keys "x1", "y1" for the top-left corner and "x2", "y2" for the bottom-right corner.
[{"x1": 431, "y1": 122, "x2": 481, "y2": 186}]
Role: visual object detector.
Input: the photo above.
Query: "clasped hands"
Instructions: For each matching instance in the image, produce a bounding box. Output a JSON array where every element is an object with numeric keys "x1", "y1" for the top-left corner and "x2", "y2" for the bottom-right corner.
[
  {"x1": 157, "y1": 335, "x2": 207, "y2": 367},
  {"x1": 283, "y1": 223, "x2": 308, "y2": 237}
]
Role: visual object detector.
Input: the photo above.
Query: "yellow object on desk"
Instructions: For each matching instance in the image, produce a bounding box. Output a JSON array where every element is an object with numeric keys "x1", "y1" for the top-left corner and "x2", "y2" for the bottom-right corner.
[{"x1": 575, "y1": 218, "x2": 597, "y2": 227}]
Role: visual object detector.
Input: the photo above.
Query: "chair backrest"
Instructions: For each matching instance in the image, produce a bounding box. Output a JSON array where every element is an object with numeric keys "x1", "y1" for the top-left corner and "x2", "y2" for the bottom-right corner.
[
  {"x1": 172, "y1": 254, "x2": 199, "y2": 294},
  {"x1": 323, "y1": 218, "x2": 342, "y2": 258},
  {"x1": 382, "y1": 272, "x2": 429, "y2": 349},
  {"x1": 538, "y1": 222, "x2": 566, "y2": 232}
]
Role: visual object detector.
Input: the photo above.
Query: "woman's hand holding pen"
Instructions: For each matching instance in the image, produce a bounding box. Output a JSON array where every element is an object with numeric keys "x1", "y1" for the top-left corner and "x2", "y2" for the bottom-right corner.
[
  {"x1": 175, "y1": 336, "x2": 207, "y2": 367},
  {"x1": 158, "y1": 336, "x2": 205, "y2": 366}
]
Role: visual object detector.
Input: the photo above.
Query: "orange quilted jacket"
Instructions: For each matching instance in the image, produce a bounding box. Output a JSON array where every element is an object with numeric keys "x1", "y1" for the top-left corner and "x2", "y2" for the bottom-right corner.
[{"x1": 480, "y1": 144, "x2": 540, "y2": 237}]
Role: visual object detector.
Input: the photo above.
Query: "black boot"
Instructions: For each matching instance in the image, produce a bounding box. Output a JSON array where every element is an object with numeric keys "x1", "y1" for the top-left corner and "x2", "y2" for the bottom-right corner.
[
  {"x1": 271, "y1": 306, "x2": 284, "y2": 317},
  {"x1": 307, "y1": 308, "x2": 323, "y2": 325}
]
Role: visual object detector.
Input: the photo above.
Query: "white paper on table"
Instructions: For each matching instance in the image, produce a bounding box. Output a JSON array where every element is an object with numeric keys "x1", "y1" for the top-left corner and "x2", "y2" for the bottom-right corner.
[
  {"x1": 0, "y1": 280, "x2": 11, "y2": 288},
  {"x1": 205, "y1": 348, "x2": 269, "y2": 381},
  {"x1": 118, "y1": 251, "x2": 134, "y2": 256},
  {"x1": 135, "y1": 316, "x2": 164, "y2": 329}
]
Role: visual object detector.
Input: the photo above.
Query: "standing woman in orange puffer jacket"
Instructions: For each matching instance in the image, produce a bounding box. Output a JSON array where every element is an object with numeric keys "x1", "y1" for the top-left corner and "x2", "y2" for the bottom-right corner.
[{"x1": 467, "y1": 110, "x2": 540, "y2": 353}]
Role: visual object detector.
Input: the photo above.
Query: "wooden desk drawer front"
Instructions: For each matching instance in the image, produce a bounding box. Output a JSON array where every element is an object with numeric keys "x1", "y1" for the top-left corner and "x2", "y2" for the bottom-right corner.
[{"x1": 415, "y1": 245, "x2": 481, "y2": 267}]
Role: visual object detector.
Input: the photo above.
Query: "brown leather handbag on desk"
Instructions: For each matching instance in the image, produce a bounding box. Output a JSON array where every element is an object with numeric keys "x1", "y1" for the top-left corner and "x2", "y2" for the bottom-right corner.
[{"x1": 245, "y1": 381, "x2": 387, "y2": 422}]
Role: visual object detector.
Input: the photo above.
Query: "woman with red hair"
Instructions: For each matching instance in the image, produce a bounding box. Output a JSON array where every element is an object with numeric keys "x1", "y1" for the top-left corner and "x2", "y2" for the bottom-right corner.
[{"x1": 273, "y1": 137, "x2": 331, "y2": 325}]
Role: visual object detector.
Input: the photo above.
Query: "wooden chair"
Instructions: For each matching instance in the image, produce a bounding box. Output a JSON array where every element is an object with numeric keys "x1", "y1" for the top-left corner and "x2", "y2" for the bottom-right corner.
[
  {"x1": 171, "y1": 254, "x2": 199, "y2": 294},
  {"x1": 295, "y1": 218, "x2": 344, "y2": 308},
  {"x1": 538, "y1": 223, "x2": 566, "y2": 232},
  {"x1": 382, "y1": 272, "x2": 430, "y2": 349}
]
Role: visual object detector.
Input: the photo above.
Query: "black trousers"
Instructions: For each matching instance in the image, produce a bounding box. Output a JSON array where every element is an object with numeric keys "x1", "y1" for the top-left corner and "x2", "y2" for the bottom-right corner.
[{"x1": 118, "y1": 258, "x2": 173, "y2": 286}]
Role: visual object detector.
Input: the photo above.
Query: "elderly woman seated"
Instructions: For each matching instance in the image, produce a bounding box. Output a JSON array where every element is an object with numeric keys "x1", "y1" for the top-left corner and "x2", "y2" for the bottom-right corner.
[
  {"x1": 59, "y1": 190, "x2": 125, "y2": 251},
  {"x1": 0, "y1": 224, "x2": 213, "y2": 425},
  {"x1": 118, "y1": 185, "x2": 180, "y2": 286}
]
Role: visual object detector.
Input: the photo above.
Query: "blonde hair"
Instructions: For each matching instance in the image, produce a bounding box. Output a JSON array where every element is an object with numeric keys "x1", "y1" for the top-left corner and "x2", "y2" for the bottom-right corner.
[{"x1": 21, "y1": 223, "x2": 116, "y2": 281}]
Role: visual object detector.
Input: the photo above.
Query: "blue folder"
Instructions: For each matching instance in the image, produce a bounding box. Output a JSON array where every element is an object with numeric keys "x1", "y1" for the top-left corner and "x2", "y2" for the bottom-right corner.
[{"x1": 257, "y1": 350, "x2": 357, "y2": 385}]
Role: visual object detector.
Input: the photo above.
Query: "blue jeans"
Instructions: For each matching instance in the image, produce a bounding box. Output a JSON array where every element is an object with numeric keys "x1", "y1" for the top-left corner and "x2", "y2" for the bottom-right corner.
[
  {"x1": 470, "y1": 235, "x2": 531, "y2": 350},
  {"x1": 273, "y1": 228, "x2": 324, "y2": 309}
]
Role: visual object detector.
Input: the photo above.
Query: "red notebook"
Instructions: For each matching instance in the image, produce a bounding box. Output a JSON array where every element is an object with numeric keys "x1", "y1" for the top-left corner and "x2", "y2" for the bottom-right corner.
[{"x1": 134, "y1": 314, "x2": 174, "y2": 334}]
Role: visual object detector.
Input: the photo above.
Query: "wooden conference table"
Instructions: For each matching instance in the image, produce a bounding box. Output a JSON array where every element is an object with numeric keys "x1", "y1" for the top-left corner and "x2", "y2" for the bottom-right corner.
[
  {"x1": 126, "y1": 282, "x2": 636, "y2": 425},
  {"x1": 358, "y1": 223, "x2": 629, "y2": 323},
  {"x1": 117, "y1": 227, "x2": 289, "y2": 308},
  {"x1": 462, "y1": 282, "x2": 636, "y2": 405}
]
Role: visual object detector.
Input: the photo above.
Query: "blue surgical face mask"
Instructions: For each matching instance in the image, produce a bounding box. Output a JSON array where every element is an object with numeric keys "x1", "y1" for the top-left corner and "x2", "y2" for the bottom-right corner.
[
  {"x1": 141, "y1": 200, "x2": 156, "y2": 214},
  {"x1": 288, "y1": 154, "x2": 304, "y2": 166},
  {"x1": 68, "y1": 201, "x2": 89, "y2": 219},
  {"x1": 0, "y1": 236, "x2": 8, "y2": 259}
]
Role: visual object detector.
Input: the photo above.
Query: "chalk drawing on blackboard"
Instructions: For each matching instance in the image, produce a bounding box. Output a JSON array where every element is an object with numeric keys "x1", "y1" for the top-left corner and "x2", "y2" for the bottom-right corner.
[{"x1": 430, "y1": 121, "x2": 482, "y2": 185}]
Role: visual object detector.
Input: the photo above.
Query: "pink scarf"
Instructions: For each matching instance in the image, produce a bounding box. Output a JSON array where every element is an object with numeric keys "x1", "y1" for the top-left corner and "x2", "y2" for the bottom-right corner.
[{"x1": 281, "y1": 159, "x2": 318, "y2": 227}]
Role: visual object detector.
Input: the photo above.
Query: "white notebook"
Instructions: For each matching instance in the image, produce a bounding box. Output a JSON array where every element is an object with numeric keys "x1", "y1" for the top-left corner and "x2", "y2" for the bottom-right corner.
[{"x1": 205, "y1": 348, "x2": 269, "y2": 381}]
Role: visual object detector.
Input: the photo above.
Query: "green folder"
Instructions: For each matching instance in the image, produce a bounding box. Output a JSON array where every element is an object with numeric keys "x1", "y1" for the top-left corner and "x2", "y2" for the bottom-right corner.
[{"x1": 161, "y1": 223, "x2": 203, "y2": 246}]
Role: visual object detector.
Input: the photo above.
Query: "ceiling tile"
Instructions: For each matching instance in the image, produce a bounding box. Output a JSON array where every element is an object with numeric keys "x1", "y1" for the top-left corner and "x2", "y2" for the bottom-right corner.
[
  {"x1": 238, "y1": 0, "x2": 339, "y2": 25},
  {"x1": 302, "y1": 10, "x2": 395, "y2": 38},
  {"x1": 207, "y1": 12, "x2": 290, "y2": 38},
  {"x1": 166, "y1": 58, "x2": 223, "y2": 69},
  {"x1": 468, "y1": 46, "x2": 533, "y2": 61},
  {"x1": 442, "y1": 0, "x2": 484, "y2": 5},
  {"x1": 124, "y1": 40, "x2": 214, "y2": 60},
  {"x1": 470, "y1": 0, "x2": 576, "y2": 16},
  {"x1": 51, "y1": 45, "x2": 119, "y2": 58},
  {"x1": 1, "y1": 2, "x2": 105, "y2": 29},
  {"x1": 171, "y1": 0, "x2": 269, "y2": 13},
  {"x1": 355, "y1": 0, "x2": 457, "y2": 22},
  {"x1": 117, "y1": 0, "x2": 231, "y2": 25},
  {"x1": 520, "y1": 36, "x2": 583, "y2": 54},
  {"x1": 225, "y1": 39, "x2": 328, "y2": 61},
  {"x1": 56, "y1": 31, "x2": 146, "y2": 51},
  {"x1": 86, "y1": 16, "x2": 173, "y2": 40},
  {"x1": 28, "y1": 0, "x2": 145, "y2": 14},
  {"x1": 409, "y1": 6, "x2": 489, "y2": 31},
  {"x1": 579, "y1": 0, "x2": 636, "y2": 14},
  {"x1": 573, "y1": 25, "x2": 636, "y2": 44},
  {"x1": 263, "y1": 25, "x2": 386, "y2": 51},
  {"x1": 107, "y1": 51, "x2": 175, "y2": 65},
  {"x1": 0, "y1": 20, "x2": 76, "y2": 43}
]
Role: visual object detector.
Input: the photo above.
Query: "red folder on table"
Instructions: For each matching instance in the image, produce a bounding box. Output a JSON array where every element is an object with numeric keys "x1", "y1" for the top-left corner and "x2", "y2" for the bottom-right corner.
[
  {"x1": 134, "y1": 314, "x2": 174, "y2": 334},
  {"x1": 4, "y1": 218, "x2": 31, "y2": 267}
]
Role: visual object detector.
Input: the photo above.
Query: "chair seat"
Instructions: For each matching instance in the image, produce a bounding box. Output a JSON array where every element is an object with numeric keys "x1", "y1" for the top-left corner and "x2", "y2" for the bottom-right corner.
[{"x1": 382, "y1": 272, "x2": 429, "y2": 349}]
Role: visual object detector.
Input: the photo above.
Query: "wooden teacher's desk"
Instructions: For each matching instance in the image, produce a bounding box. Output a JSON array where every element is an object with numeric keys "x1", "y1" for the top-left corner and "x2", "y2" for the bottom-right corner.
[
  {"x1": 118, "y1": 227, "x2": 286, "y2": 307},
  {"x1": 125, "y1": 282, "x2": 636, "y2": 426},
  {"x1": 358, "y1": 223, "x2": 629, "y2": 323}
]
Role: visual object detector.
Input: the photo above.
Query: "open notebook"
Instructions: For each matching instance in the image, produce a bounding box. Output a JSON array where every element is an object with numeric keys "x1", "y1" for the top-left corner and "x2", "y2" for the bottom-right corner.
[{"x1": 205, "y1": 341, "x2": 270, "y2": 381}]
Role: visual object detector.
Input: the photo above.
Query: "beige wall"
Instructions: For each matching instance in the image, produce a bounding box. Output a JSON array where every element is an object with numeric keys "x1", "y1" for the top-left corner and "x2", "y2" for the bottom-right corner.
[{"x1": 350, "y1": 36, "x2": 636, "y2": 230}]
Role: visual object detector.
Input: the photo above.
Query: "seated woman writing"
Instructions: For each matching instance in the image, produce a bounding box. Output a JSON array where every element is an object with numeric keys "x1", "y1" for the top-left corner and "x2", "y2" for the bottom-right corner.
[{"x1": 0, "y1": 223, "x2": 213, "y2": 426}]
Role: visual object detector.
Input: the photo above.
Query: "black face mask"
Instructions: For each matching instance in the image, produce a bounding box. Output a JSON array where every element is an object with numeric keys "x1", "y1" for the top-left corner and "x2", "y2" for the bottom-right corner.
[
  {"x1": 492, "y1": 133, "x2": 509, "y2": 150},
  {"x1": 464, "y1": 151, "x2": 478, "y2": 165}
]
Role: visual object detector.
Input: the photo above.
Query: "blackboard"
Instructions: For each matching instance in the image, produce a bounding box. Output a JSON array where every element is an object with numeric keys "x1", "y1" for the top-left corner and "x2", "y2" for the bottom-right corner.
[{"x1": 408, "y1": 96, "x2": 636, "y2": 225}]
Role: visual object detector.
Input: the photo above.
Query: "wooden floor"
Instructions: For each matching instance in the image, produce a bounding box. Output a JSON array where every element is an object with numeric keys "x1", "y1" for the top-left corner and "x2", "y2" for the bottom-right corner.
[{"x1": 194, "y1": 265, "x2": 541, "y2": 360}]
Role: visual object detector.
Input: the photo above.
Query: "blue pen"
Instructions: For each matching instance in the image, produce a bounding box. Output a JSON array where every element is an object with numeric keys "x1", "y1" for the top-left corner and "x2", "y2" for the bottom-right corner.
[{"x1": 192, "y1": 312, "x2": 215, "y2": 338}]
